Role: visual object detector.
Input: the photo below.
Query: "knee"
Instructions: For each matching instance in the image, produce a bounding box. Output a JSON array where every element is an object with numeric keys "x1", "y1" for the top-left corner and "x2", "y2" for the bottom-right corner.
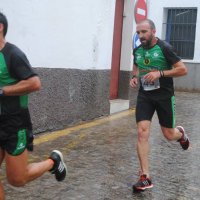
[
  {"x1": 137, "y1": 128, "x2": 149, "y2": 142},
  {"x1": 7, "y1": 176, "x2": 26, "y2": 187}
]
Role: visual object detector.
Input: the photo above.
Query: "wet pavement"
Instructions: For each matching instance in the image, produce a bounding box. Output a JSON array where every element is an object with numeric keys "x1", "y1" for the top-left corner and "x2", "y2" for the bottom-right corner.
[{"x1": 1, "y1": 91, "x2": 200, "y2": 200}]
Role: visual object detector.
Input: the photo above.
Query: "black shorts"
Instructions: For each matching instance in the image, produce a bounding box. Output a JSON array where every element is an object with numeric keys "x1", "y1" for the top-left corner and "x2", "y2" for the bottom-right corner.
[
  {"x1": 0, "y1": 111, "x2": 34, "y2": 156},
  {"x1": 136, "y1": 92, "x2": 176, "y2": 128}
]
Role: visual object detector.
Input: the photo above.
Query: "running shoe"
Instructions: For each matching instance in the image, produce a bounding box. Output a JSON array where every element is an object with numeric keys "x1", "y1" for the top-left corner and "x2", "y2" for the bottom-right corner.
[
  {"x1": 132, "y1": 174, "x2": 153, "y2": 192},
  {"x1": 176, "y1": 126, "x2": 190, "y2": 150},
  {"x1": 49, "y1": 150, "x2": 67, "y2": 181}
]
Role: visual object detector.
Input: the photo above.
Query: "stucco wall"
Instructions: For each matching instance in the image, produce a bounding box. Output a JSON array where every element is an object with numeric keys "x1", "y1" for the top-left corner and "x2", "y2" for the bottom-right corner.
[{"x1": 29, "y1": 68, "x2": 110, "y2": 133}]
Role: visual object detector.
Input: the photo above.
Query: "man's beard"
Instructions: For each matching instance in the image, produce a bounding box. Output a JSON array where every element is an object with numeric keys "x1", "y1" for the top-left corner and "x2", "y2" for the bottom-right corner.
[{"x1": 141, "y1": 35, "x2": 153, "y2": 48}]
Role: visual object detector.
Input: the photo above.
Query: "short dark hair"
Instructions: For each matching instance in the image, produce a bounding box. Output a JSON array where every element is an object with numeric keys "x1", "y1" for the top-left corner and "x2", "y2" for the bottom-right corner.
[
  {"x1": 137, "y1": 19, "x2": 156, "y2": 30},
  {"x1": 0, "y1": 12, "x2": 8, "y2": 37}
]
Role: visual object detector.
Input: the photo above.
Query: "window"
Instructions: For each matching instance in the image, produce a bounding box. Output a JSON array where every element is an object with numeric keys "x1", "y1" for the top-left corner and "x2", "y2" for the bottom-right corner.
[{"x1": 164, "y1": 8, "x2": 197, "y2": 59}]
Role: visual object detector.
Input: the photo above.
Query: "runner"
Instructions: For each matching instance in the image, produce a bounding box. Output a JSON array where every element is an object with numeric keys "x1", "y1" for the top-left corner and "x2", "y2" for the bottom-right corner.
[
  {"x1": 130, "y1": 19, "x2": 189, "y2": 192},
  {"x1": 0, "y1": 12, "x2": 67, "y2": 200}
]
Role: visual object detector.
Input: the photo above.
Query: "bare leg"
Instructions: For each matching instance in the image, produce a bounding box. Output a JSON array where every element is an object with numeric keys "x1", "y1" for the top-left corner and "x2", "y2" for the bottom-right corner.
[
  {"x1": 137, "y1": 120, "x2": 151, "y2": 177},
  {"x1": 161, "y1": 126, "x2": 182, "y2": 141},
  {"x1": 5, "y1": 150, "x2": 54, "y2": 187}
]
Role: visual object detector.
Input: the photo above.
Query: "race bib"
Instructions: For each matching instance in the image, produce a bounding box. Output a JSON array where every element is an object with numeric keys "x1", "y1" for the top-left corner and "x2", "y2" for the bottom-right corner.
[{"x1": 141, "y1": 77, "x2": 160, "y2": 91}]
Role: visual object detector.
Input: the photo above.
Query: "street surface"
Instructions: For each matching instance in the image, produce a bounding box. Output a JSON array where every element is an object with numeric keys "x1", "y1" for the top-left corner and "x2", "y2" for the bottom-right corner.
[{"x1": 1, "y1": 91, "x2": 199, "y2": 200}]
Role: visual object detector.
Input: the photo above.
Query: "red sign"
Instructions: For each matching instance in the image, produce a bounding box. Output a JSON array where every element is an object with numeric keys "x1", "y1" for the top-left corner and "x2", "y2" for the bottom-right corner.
[{"x1": 134, "y1": 0, "x2": 148, "y2": 23}]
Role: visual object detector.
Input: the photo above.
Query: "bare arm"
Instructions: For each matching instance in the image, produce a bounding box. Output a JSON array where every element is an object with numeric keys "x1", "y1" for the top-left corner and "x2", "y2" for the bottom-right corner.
[
  {"x1": 162, "y1": 61, "x2": 188, "y2": 77},
  {"x1": 144, "y1": 61, "x2": 188, "y2": 82},
  {"x1": 130, "y1": 64, "x2": 139, "y2": 88},
  {"x1": 2, "y1": 76, "x2": 41, "y2": 96}
]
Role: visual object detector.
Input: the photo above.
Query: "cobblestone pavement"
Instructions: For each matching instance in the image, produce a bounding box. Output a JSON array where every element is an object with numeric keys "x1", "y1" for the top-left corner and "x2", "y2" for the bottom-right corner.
[{"x1": 1, "y1": 91, "x2": 200, "y2": 200}]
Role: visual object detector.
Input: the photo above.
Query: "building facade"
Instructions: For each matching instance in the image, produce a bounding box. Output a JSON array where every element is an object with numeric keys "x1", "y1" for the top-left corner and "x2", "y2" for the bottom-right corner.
[{"x1": 1, "y1": 0, "x2": 199, "y2": 133}]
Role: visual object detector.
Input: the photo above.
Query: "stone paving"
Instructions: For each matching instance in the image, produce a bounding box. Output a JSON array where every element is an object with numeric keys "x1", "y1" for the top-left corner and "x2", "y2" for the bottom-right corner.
[{"x1": 1, "y1": 91, "x2": 200, "y2": 200}]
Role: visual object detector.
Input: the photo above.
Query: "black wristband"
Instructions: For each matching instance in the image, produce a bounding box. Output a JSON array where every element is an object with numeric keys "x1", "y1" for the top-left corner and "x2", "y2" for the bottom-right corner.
[
  {"x1": 159, "y1": 70, "x2": 164, "y2": 77},
  {"x1": 132, "y1": 75, "x2": 137, "y2": 79},
  {"x1": 159, "y1": 70, "x2": 163, "y2": 77}
]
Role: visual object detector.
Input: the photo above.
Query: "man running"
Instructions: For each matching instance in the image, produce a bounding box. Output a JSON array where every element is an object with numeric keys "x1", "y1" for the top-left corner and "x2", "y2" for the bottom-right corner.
[
  {"x1": 0, "y1": 12, "x2": 67, "y2": 200},
  {"x1": 130, "y1": 19, "x2": 189, "y2": 192}
]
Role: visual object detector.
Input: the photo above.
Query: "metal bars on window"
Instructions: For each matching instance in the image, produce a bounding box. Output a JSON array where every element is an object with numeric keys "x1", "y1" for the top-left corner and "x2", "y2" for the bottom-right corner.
[{"x1": 164, "y1": 8, "x2": 197, "y2": 59}]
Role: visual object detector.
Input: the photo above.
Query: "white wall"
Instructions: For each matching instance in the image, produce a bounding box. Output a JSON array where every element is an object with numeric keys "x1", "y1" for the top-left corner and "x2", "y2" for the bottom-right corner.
[
  {"x1": 148, "y1": 0, "x2": 200, "y2": 62},
  {"x1": 0, "y1": 0, "x2": 116, "y2": 69}
]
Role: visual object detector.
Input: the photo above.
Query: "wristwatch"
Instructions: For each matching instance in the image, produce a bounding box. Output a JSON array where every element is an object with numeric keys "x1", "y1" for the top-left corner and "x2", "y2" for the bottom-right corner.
[{"x1": 0, "y1": 88, "x2": 4, "y2": 96}]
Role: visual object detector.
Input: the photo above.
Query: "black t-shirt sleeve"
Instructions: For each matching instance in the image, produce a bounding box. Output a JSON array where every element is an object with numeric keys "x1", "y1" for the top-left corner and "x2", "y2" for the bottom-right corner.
[
  {"x1": 159, "y1": 40, "x2": 181, "y2": 65},
  {"x1": 9, "y1": 47, "x2": 37, "y2": 80}
]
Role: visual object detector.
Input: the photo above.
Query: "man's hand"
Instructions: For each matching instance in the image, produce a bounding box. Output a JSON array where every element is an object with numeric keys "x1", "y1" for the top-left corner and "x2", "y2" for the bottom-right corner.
[
  {"x1": 130, "y1": 77, "x2": 138, "y2": 88},
  {"x1": 143, "y1": 71, "x2": 160, "y2": 82}
]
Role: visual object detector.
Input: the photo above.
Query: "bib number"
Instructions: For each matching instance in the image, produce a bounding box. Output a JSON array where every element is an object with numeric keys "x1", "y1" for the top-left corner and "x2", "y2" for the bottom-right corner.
[{"x1": 141, "y1": 77, "x2": 160, "y2": 91}]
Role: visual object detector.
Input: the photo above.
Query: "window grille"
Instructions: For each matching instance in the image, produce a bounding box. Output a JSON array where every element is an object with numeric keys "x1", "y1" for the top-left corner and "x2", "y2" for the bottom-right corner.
[{"x1": 164, "y1": 8, "x2": 197, "y2": 59}]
